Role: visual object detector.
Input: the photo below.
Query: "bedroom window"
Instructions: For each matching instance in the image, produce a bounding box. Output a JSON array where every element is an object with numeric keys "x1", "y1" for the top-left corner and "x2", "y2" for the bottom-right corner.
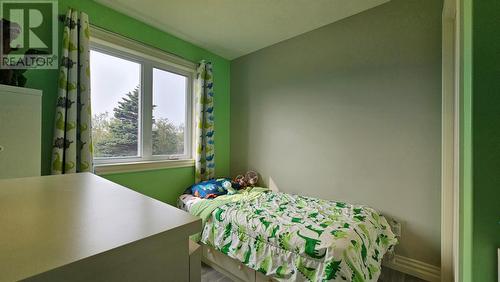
[{"x1": 89, "y1": 29, "x2": 195, "y2": 168}]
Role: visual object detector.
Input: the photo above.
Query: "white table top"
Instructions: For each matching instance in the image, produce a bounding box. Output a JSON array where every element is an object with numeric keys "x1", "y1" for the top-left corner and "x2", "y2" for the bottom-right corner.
[{"x1": 0, "y1": 173, "x2": 200, "y2": 281}]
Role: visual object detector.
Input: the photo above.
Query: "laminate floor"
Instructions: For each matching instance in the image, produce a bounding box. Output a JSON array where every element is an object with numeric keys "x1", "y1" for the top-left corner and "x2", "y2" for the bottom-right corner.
[{"x1": 201, "y1": 263, "x2": 233, "y2": 282}]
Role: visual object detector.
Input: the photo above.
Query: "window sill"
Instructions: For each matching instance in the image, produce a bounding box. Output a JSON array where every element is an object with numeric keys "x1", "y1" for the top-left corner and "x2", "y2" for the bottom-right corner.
[{"x1": 94, "y1": 159, "x2": 195, "y2": 175}]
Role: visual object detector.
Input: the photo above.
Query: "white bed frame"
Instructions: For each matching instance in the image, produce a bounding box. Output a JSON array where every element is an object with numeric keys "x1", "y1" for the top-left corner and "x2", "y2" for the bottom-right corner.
[
  {"x1": 200, "y1": 243, "x2": 400, "y2": 282},
  {"x1": 202, "y1": 244, "x2": 275, "y2": 282}
]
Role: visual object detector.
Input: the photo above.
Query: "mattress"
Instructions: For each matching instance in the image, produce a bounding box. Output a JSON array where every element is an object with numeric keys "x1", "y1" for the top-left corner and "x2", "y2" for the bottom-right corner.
[{"x1": 181, "y1": 189, "x2": 397, "y2": 282}]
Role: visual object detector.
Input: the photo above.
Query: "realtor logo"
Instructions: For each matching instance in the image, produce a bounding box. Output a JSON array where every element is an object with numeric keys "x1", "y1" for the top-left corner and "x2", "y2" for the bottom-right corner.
[{"x1": 0, "y1": 0, "x2": 58, "y2": 69}]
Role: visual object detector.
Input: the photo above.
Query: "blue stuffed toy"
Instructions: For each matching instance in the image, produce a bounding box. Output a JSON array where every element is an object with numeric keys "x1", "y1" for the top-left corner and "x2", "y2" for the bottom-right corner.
[{"x1": 186, "y1": 178, "x2": 236, "y2": 199}]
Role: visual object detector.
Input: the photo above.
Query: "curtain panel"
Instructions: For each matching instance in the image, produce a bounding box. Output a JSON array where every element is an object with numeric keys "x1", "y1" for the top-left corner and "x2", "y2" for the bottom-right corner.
[
  {"x1": 194, "y1": 61, "x2": 215, "y2": 182},
  {"x1": 51, "y1": 10, "x2": 92, "y2": 174}
]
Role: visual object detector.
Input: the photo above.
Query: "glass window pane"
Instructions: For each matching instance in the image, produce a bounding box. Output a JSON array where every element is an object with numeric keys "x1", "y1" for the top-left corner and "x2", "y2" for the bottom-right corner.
[
  {"x1": 90, "y1": 50, "x2": 141, "y2": 158},
  {"x1": 152, "y1": 68, "x2": 187, "y2": 156}
]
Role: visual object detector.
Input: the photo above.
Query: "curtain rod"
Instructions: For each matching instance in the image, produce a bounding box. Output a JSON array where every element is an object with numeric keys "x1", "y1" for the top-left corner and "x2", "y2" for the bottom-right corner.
[
  {"x1": 89, "y1": 25, "x2": 198, "y2": 69},
  {"x1": 57, "y1": 13, "x2": 198, "y2": 68}
]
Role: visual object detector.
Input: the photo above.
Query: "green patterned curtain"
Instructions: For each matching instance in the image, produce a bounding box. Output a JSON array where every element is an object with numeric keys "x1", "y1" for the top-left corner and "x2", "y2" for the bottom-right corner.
[
  {"x1": 51, "y1": 10, "x2": 92, "y2": 174},
  {"x1": 194, "y1": 61, "x2": 215, "y2": 182}
]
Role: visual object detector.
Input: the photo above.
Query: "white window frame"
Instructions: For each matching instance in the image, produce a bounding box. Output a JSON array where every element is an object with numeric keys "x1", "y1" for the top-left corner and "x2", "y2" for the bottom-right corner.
[{"x1": 89, "y1": 26, "x2": 196, "y2": 171}]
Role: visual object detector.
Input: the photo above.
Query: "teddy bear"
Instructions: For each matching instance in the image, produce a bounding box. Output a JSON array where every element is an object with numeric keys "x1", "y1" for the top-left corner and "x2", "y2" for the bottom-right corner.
[{"x1": 232, "y1": 171, "x2": 259, "y2": 189}]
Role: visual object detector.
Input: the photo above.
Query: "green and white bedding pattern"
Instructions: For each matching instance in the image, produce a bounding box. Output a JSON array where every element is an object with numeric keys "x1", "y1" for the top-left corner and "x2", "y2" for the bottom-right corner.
[{"x1": 196, "y1": 190, "x2": 397, "y2": 282}]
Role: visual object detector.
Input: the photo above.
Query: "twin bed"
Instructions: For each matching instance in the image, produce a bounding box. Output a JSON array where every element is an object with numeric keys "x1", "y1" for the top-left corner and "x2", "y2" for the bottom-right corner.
[{"x1": 179, "y1": 187, "x2": 397, "y2": 282}]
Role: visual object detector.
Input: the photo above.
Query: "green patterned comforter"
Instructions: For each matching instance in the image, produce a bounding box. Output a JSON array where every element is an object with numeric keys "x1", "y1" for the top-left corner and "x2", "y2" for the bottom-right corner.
[{"x1": 190, "y1": 189, "x2": 397, "y2": 281}]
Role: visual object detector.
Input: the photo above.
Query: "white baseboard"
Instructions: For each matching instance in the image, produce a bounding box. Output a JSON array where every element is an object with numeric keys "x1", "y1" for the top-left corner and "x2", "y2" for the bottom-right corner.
[{"x1": 383, "y1": 255, "x2": 441, "y2": 282}]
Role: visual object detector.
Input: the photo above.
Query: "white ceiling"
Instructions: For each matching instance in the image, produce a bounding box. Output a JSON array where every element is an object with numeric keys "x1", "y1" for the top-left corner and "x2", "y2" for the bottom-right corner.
[{"x1": 95, "y1": 0, "x2": 390, "y2": 60}]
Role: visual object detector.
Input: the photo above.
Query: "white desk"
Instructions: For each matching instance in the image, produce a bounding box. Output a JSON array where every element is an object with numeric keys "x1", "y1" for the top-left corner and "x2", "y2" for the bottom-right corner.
[{"x1": 0, "y1": 173, "x2": 201, "y2": 281}]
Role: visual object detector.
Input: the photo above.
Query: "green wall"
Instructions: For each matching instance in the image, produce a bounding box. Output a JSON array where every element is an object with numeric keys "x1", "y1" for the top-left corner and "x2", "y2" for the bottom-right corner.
[
  {"x1": 461, "y1": 0, "x2": 500, "y2": 281},
  {"x1": 459, "y1": 0, "x2": 473, "y2": 280},
  {"x1": 24, "y1": 0, "x2": 230, "y2": 205},
  {"x1": 471, "y1": 0, "x2": 500, "y2": 281}
]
